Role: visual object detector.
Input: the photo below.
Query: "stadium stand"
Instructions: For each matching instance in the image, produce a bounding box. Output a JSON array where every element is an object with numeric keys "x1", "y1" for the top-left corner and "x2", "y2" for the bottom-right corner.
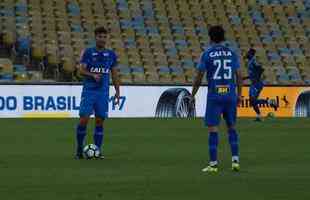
[{"x1": 0, "y1": 0, "x2": 309, "y2": 84}]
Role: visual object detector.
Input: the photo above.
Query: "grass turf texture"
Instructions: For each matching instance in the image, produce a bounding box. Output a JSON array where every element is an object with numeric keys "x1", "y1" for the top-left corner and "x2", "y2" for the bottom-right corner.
[{"x1": 1, "y1": 118, "x2": 310, "y2": 200}]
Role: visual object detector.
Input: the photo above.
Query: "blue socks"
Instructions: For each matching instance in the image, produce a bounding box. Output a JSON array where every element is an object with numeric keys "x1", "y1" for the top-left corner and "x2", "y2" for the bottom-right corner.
[
  {"x1": 76, "y1": 125, "x2": 86, "y2": 154},
  {"x1": 208, "y1": 132, "x2": 218, "y2": 165},
  {"x1": 208, "y1": 130, "x2": 239, "y2": 164},
  {"x1": 228, "y1": 129, "x2": 239, "y2": 162},
  {"x1": 75, "y1": 125, "x2": 104, "y2": 155},
  {"x1": 94, "y1": 126, "x2": 104, "y2": 149}
]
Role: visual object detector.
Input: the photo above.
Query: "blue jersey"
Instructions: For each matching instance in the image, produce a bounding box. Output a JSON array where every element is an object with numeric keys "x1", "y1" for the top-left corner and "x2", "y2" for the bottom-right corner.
[
  {"x1": 198, "y1": 44, "x2": 240, "y2": 99},
  {"x1": 80, "y1": 47, "x2": 117, "y2": 92},
  {"x1": 247, "y1": 57, "x2": 264, "y2": 83}
]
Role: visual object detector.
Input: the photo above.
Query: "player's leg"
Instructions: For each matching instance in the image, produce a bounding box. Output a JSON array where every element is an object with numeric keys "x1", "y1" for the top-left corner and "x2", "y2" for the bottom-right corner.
[
  {"x1": 254, "y1": 83, "x2": 269, "y2": 106},
  {"x1": 75, "y1": 92, "x2": 96, "y2": 159},
  {"x1": 250, "y1": 96, "x2": 262, "y2": 121},
  {"x1": 227, "y1": 125, "x2": 240, "y2": 172},
  {"x1": 254, "y1": 98, "x2": 277, "y2": 111},
  {"x1": 251, "y1": 82, "x2": 277, "y2": 119},
  {"x1": 223, "y1": 98, "x2": 240, "y2": 171},
  {"x1": 75, "y1": 117, "x2": 89, "y2": 158},
  {"x1": 93, "y1": 93, "x2": 109, "y2": 156},
  {"x1": 202, "y1": 99, "x2": 221, "y2": 173},
  {"x1": 258, "y1": 81, "x2": 277, "y2": 111},
  {"x1": 249, "y1": 84, "x2": 263, "y2": 121},
  {"x1": 94, "y1": 117, "x2": 104, "y2": 150}
]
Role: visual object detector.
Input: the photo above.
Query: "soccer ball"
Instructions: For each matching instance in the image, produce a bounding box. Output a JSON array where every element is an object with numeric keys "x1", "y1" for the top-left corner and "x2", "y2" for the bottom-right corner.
[
  {"x1": 83, "y1": 144, "x2": 100, "y2": 159},
  {"x1": 267, "y1": 112, "x2": 275, "y2": 118}
]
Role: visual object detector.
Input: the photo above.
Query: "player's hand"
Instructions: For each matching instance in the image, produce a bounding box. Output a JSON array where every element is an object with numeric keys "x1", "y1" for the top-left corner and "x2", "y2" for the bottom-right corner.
[
  {"x1": 114, "y1": 92, "x2": 120, "y2": 105},
  {"x1": 189, "y1": 94, "x2": 196, "y2": 106},
  {"x1": 93, "y1": 74, "x2": 102, "y2": 82}
]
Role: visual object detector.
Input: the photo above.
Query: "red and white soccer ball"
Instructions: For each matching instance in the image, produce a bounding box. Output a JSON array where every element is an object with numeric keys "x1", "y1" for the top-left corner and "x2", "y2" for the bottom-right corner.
[{"x1": 83, "y1": 144, "x2": 100, "y2": 159}]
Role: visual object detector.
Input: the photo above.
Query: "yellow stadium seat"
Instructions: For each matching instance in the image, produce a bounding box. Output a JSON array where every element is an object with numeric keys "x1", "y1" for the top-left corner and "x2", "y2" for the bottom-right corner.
[
  {"x1": 2, "y1": 30, "x2": 15, "y2": 47},
  {"x1": 60, "y1": 45, "x2": 74, "y2": 61},
  {"x1": 58, "y1": 31, "x2": 71, "y2": 45},
  {"x1": 31, "y1": 44, "x2": 45, "y2": 61},
  {"x1": 145, "y1": 73, "x2": 159, "y2": 83},
  {"x1": 62, "y1": 57, "x2": 75, "y2": 73},
  {"x1": 0, "y1": 58, "x2": 13, "y2": 74},
  {"x1": 172, "y1": 74, "x2": 186, "y2": 84},
  {"x1": 28, "y1": 71, "x2": 43, "y2": 81},
  {"x1": 132, "y1": 73, "x2": 146, "y2": 83},
  {"x1": 47, "y1": 53, "x2": 59, "y2": 66},
  {"x1": 120, "y1": 74, "x2": 133, "y2": 84}
]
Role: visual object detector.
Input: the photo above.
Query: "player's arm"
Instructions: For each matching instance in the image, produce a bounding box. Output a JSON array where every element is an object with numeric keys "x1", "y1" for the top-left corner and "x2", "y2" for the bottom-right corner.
[
  {"x1": 78, "y1": 49, "x2": 101, "y2": 82},
  {"x1": 256, "y1": 64, "x2": 264, "y2": 77},
  {"x1": 78, "y1": 63, "x2": 101, "y2": 82},
  {"x1": 191, "y1": 69, "x2": 204, "y2": 97},
  {"x1": 192, "y1": 52, "x2": 207, "y2": 98},
  {"x1": 111, "y1": 67, "x2": 120, "y2": 105},
  {"x1": 235, "y1": 68, "x2": 243, "y2": 103}
]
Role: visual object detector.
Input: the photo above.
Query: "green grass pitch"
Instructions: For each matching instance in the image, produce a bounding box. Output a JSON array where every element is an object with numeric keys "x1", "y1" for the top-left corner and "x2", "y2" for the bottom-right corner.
[{"x1": 1, "y1": 118, "x2": 310, "y2": 200}]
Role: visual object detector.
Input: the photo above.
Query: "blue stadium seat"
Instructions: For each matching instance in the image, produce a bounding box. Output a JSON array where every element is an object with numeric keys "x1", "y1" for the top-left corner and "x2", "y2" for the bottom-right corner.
[
  {"x1": 261, "y1": 35, "x2": 273, "y2": 44},
  {"x1": 268, "y1": 52, "x2": 281, "y2": 61},
  {"x1": 67, "y1": 3, "x2": 81, "y2": 16},
  {"x1": 158, "y1": 66, "x2": 170, "y2": 74},
  {"x1": 131, "y1": 66, "x2": 144, "y2": 74},
  {"x1": 166, "y1": 48, "x2": 178, "y2": 58},
  {"x1": 13, "y1": 64, "x2": 26, "y2": 72},
  {"x1": 118, "y1": 65, "x2": 131, "y2": 75},
  {"x1": 16, "y1": 36, "x2": 31, "y2": 56},
  {"x1": 71, "y1": 24, "x2": 83, "y2": 32},
  {"x1": 1, "y1": 8, "x2": 15, "y2": 17},
  {"x1": 170, "y1": 66, "x2": 184, "y2": 76},
  {"x1": 229, "y1": 16, "x2": 241, "y2": 25},
  {"x1": 120, "y1": 20, "x2": 132, "y2": 29},
  {"x1": 181, "y1": 59, "x2": 195, "y2": 70},
  {"x1": 0, "y1": 74, "x2": 13, "y2": 81}
]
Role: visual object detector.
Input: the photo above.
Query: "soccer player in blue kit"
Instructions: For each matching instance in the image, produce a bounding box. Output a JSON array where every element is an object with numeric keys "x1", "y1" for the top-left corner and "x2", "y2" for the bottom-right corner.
[
  {"x1": 245, "y1": 48, "x2": 277, "y2": 121},
  {"x1": 191, "y1": 26, "x2": 242, "y2": 173},
  {"x1": 75, "y1": 27, "x2": 120, "y2": 159}
]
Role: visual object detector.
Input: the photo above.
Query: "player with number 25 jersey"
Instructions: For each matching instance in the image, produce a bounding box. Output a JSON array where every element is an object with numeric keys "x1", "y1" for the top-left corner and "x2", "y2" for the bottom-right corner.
[
  {"x1": 198, "y1": 43, "x2": 240, "y2": 127},
  {"x1": 191, "y1": 25, "x2": 243, "y2": 173}
]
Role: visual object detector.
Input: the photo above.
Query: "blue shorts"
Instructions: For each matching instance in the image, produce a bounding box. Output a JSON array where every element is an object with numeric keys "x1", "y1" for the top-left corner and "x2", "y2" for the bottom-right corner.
[
  {"x1": 79, "y1": 90, "x2": 109, "y2": 118},
  {"x1": 249, "y1": 82, "x2": 264, "y2": 98},
  {"x1": 205, "y1": 96, "x2": 237, "y2": 127}
]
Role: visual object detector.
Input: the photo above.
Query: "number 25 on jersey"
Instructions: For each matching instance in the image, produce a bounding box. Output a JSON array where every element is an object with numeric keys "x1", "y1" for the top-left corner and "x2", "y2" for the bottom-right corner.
[{"x1": 213, "y1": 59, "x2": 232, "y2": 80}]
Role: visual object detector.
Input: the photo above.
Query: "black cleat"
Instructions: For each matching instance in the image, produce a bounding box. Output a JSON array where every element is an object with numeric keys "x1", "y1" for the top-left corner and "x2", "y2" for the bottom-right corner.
[{"x1": 254, "y1": 117, "x2": 262, "y2": 122}]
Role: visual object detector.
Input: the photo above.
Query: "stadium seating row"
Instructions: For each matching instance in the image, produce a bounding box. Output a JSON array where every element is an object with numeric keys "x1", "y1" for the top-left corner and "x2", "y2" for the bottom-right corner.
[{"x1": 0, "y1": 0, "x2": 309, "y2": 84}]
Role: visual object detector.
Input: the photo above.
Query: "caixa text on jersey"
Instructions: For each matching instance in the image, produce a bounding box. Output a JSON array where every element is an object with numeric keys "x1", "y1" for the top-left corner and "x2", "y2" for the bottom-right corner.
[{"x1": 89, "y1": 67, "x2": 110, "y2": 73}]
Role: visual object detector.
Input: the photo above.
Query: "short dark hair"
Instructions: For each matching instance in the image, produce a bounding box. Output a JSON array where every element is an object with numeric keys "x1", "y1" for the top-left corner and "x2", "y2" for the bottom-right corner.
[
  {"x1": 208, "y1": 25, "x2": 225, "y2": 43},
  {"x1": 94, "y1": 26, "x2": 107, "y2": 36},
  {"x1": 246, "y1": 48, "x2": 256, "y2": 59},
  {"x1": 247, "y1": 48, "x2": 256, "y2": 55}
]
